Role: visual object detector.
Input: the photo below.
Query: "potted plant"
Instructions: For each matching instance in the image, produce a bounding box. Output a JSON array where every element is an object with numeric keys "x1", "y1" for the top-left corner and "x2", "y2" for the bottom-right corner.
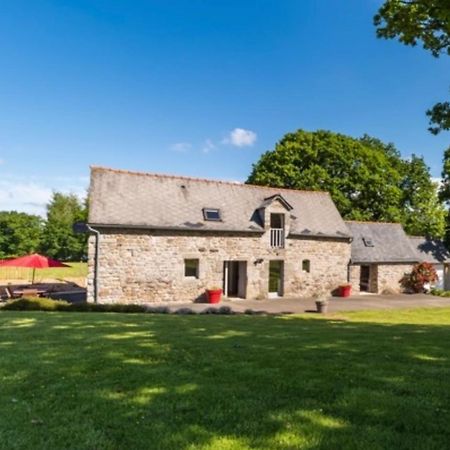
[
  {"x1": 206, "y1": 287, "x2": 222, "y2": 304},
  {"x1": 312, "y1": 288, "x2": 329, "y2": 314},
  {"x1": 338, "y1": 283, "x2": 352, "y2": 298}
]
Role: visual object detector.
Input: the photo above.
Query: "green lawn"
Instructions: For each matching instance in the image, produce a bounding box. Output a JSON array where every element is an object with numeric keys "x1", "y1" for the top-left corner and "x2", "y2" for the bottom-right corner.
[
  {"x1": 1, "y1": 309, "x2": 450, "y2": 449},
  {"x1": 0, "y1": 262, "x2": 87, "y2": 281}
]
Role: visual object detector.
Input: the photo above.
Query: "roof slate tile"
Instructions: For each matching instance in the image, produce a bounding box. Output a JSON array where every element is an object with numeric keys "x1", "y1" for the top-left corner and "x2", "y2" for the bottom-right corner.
[{"x1": 89, "y1": 166, "x2": 351, "y2": 238}]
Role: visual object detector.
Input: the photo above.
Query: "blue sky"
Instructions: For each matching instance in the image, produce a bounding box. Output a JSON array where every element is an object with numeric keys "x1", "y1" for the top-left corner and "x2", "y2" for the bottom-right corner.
[{"x1": 0, "y1": 0, "x2": 449, "y2": 215}]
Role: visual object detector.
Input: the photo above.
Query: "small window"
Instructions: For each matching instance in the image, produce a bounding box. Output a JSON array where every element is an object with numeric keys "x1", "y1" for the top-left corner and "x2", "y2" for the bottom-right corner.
[
  {"x1": 270, "y1": 213, "x2": 284, "y2": 229},
  {"x1": 363, "y1": 237, "x2": 374, "y2": 247},
  {"x1": 184, "y1": 259, "x2": 199, "y2": 278},
  {"x1": 203, "y1": 208, "x2": 221, "y2": 221},
  {"x1": 302, "y1": 259, "x2": 311, "y2": 273}
]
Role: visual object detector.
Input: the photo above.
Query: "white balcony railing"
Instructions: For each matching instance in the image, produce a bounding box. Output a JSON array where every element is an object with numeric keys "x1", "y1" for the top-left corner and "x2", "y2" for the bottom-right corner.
[{"x1": 270, "y1": 228, "x2": 284, "y2": 248}]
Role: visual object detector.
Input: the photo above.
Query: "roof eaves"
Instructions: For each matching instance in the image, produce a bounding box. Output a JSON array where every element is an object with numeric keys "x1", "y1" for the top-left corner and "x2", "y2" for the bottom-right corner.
[
  {"x1": 351, "y1": 258, "x2": 419, "y2": 264},
  {"x1": 88, "y1": 223, "x2": 265, "y2": 234},
  {"x1": 289, "y1": 231, "x2": 352, "y2": 241}
]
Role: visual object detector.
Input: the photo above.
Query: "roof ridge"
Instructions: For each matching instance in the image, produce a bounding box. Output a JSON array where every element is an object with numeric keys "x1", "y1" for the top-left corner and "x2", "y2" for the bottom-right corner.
[
  {"x1": 345, "y1": 220, "x2": 402, "y2": 225},
  {"x1": 90, "y1": 165, "x2": 330, "y2": 195}
]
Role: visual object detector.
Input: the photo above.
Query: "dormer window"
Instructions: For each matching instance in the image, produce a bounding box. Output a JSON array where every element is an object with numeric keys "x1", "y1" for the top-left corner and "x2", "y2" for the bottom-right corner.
[
  {"x1": 363, "y1": 237, "x2": 374, "y2": 247},
  {"x1": 203, "y1": 208, "x2": 221, "y2": 221},
  {"x1": 270, "y1": 213, "x2": 285, "y2": 248}
]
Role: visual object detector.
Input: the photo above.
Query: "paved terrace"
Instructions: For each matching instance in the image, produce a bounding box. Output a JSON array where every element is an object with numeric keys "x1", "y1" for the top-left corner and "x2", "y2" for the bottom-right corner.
[{"x1": 165, "y1": 293, "x2": 450, "y2": 314}]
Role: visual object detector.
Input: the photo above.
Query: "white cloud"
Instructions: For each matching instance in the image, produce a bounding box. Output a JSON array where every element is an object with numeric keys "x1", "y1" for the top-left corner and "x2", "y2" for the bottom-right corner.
[
  {"x1": 0, "y1": 176, "x2": 88, "y2": 216},
  {"x1": 224, "y1": 128, "x2": 257, "y2": 147},
  {"x1": 170, "y1": 142, "x2": 192, "y2": 152},
  {"x1": 202, "y1": 139, "x2": 216, "y2": 154},
  {"x1": 0, "y1": 181, "x2": 52, "y2": 216}
]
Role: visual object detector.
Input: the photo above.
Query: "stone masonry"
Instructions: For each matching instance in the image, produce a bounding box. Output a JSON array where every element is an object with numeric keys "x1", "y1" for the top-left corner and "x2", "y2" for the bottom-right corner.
[
  {"x1": 87, "y1": 228, "x2": 351, "y2": 304},
  {"x1": 349, "y1": 263, "x2": 411, "y2": 294},
  {"x1": 377, "y1": 264, "x2": 411, "y2": 293}
]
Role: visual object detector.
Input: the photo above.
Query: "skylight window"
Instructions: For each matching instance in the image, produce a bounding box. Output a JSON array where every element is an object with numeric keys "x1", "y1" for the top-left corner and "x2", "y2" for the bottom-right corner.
[
  {"x1": 363, "y1": 237, "x2": 374, "y2": 247},
  {"x1": 203, "y1": 208, "x2": 221, "y2": 221}
]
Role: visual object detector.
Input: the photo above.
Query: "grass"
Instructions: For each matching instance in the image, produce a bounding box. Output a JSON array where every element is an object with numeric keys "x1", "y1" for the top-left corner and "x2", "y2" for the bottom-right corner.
[
  {"x1": 0, "y1": 262, "x2": 87, "y2": 281},
  {"x1": 0, "y1": 308, "x2": 450, "y2": 449}
]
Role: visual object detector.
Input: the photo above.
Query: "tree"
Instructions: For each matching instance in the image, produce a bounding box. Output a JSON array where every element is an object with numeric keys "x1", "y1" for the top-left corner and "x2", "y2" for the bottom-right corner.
[
  {"x1": 41, "y1": 192, "x2": 88, "y2": 261},
  {"x1": 400, "y1": 154, "x2": 445, "y2": 236},
  {"x1": 439, "y1": 144, "x2": 450, "y2": 246},
  {"x1": 374, "y1": 0, "x2": 450, "y2": 133},
  {"x1": 358, "y1": 136, "x2": 445, "y2": 236},
  {"x1": 247, "y1": 129, "x2": 445, "y2": 237},
  {"x1": 0, "y1": 211, "x2": 43, "y2": 258}
]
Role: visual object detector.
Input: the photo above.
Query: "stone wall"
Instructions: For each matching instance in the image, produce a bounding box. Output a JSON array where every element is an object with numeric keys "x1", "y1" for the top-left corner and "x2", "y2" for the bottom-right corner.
[
  {"x1": 349, "y1": 265, "x2": 361, "y2": 294},
  {"x1": 377, "y1": 264, "x2": 411, "y2": 293},
  {"x1": 87, "y1": 228, "x2": 351, "y2": 304},
  {"x1": 349, "y1": 263, "x2": 412, "y2": 294}
]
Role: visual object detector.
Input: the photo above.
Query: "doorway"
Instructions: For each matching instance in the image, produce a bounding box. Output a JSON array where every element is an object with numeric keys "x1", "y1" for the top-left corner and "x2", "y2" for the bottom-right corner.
[
  {"x1": 223, "y1": 261, "x2": 247, "y2": 298},
  {"x1": 269, "y1": 260, "x2": 284, "y2": 297},
  {"x1": 360, "y1": 265, "x2": 371, "y2": 292}
]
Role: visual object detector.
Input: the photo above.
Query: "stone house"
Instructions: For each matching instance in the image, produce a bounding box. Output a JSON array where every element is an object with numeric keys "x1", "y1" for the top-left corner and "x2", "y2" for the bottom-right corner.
[
  {"x1": 87, "y1": 167, "x2": 353, "y2": 304},
  {"x1": 346, "y1": 221, "x2": 450, "y2": 294},
  {"x1": 408, "y1": 236, "x2": 450, "y2": 290},
  {"x1": 87, "y1": 167, "x2": 449, "y2": 303}
]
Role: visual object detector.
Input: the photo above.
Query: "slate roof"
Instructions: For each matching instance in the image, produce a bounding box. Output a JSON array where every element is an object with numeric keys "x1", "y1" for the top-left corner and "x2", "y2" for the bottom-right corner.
[
  {"x1": 88, "y1": 167, "x2": 351, "y2": 239},
  {"x1": 345, "y1": 221, "x2": 419, "y2": 264},
  {"x1": 408, "y1": 236, "x2": 450, "y2": 264}
]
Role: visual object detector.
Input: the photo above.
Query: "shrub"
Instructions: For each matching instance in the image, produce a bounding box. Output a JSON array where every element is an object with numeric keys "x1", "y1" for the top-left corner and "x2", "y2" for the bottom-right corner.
[
  {"x1": 175, "y1": 307, "x2": 195, "y2": 315},
  {"x1": 200, "y1": 307, "x2": 219, "y2": 314},
  {"x1": 145, "y1": 305, "x2": 170, "y2": 314},
  {"x1": 217, "y1": 306, "x2": 233, "y2": 315},
  {"x1": 2, "y1": 297, "x2": 70, "y2": 311},
  {"x1": 1, "y1": 298, "x2": 147, "y2": 313},
  {"x1": 430, "y1": 288, "x2": 450, "y2": 297},
  {"x1": 400, "y1": 262, "x2": 438, "y2": 293},
  {"x1": 64, "y1": 303, "x2": 147, "y2": 313}
]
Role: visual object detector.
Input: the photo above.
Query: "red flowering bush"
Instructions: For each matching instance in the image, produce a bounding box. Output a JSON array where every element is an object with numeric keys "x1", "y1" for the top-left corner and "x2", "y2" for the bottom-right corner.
[{"x1": 400, "y1": 262, "x2": 438, "y2": 293}]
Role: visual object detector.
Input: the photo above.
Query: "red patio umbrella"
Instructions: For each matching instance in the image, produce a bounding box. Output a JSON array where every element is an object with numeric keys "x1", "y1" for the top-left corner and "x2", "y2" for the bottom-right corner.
[{"x1": 0, "y1": 253, "x2": 69, "y2": 284}]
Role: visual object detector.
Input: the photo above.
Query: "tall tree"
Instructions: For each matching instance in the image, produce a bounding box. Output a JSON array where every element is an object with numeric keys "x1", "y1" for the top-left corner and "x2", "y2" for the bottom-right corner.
[
  {"x1": 400, "y1": 154, "x2": 445, "y2": 236},
  {"x1": 247, "y1": 129, "x2": 445, "y2": 237},
  {"x1": 439, "y1": 145, "x2": 450, "y2": 246},
  {"x1": 41, "y1": 192, "x2": 88, "y2": 261},
  {"x1": 374, "y1": 0, "x2": 450, "y2": 133},
  {"x1": 0, "y1": 211, "x2": 43, "y2": 258},
  {"x1": 359, "y1": 135, "x2": 445, "y2": 236}
]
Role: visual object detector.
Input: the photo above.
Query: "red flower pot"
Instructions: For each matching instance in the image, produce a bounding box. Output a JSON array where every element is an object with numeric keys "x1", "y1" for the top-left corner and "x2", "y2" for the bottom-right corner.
[
  {"x1": 339, "y1": 285, "x2": 351, "y2": 297},
  {"x1": 206, "y1": 289, "x2": 222, "y2": 304}
]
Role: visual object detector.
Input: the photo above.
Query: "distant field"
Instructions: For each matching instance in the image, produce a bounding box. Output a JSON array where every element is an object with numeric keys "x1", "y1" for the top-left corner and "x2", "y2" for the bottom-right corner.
[{"x1": 0, "y1": 262, "x2": 88, "y2": 281}]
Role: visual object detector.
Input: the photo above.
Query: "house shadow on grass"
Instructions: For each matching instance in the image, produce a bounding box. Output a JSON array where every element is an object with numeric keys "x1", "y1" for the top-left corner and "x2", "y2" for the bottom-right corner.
[{"x1": 0, "y1": 312, "x2": 450, "y2": 449}]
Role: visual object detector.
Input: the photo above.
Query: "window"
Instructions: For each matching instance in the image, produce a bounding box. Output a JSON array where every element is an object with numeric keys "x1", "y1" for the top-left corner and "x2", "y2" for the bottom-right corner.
[
  {"x1": 270, "y1": 213, "x2": 285, "y2": 248},
  {"x1": 184, "y1": 259, "x2": 199, "y2": 278},
  {"x1": 302, "y1": 259, "x2": 311, "y2": 273},
  {"x1": 270, "y1": 213, "x2": 284, "y2": 229},
  {"x1": 203, "y1": 208, "x2": 221, "y2": 221},
  {"x1": 363, "y1": 237, "x2": 374, "y2": 247}
]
